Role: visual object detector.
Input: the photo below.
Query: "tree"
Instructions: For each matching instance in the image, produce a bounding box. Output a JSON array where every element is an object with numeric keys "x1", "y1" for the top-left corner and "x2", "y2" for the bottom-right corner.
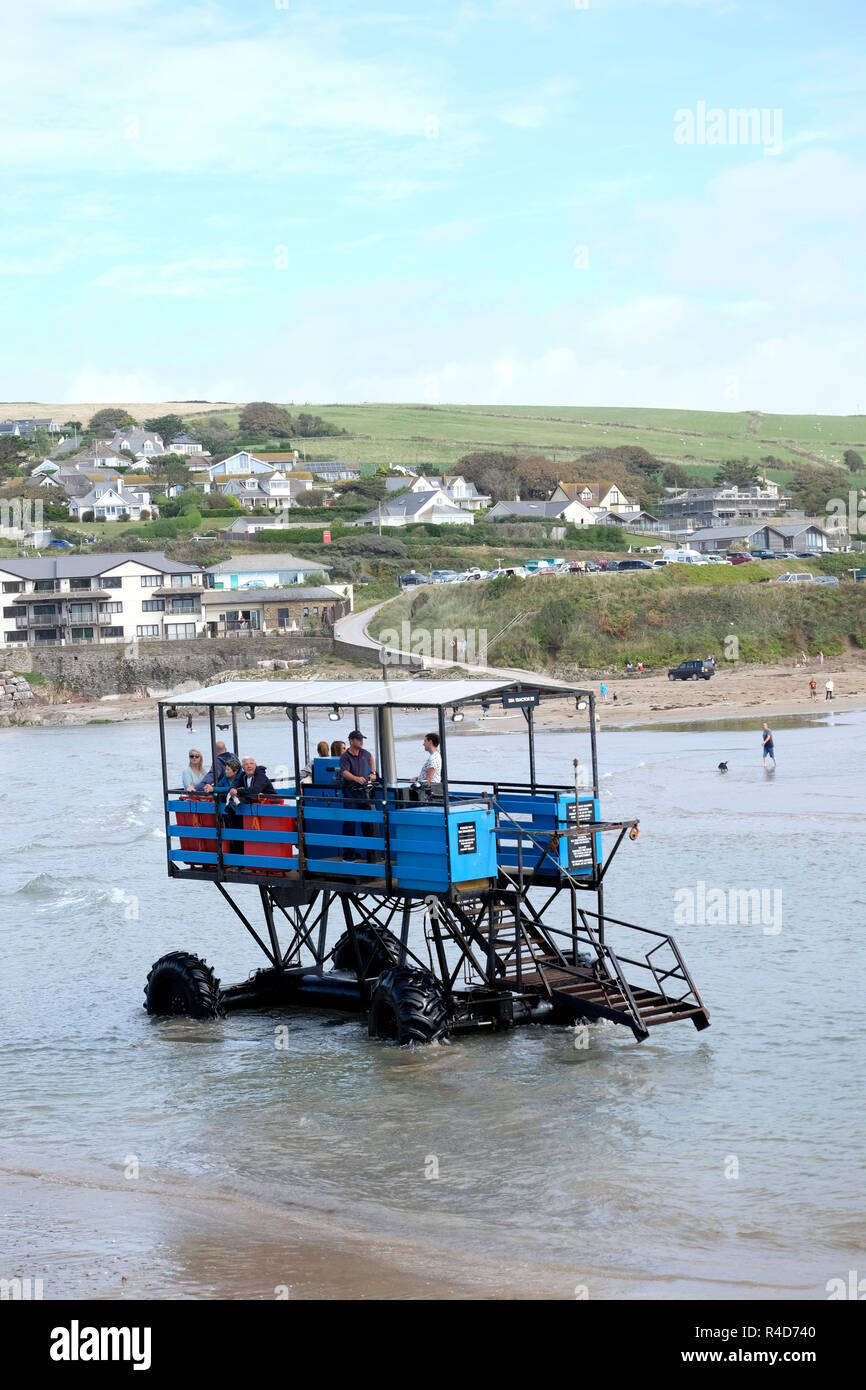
[
  {"x1": 294, "y1": 489, "x2": 329, "y2": 507},
  {"x1": 239, "y1": 401, "x2": 294, "y2": 437},
  {"x1": 714, "y1": 457, "x2": 760, "y2": 488},
  {"x1": 148, "y1": 453, "x2": 190, "y2": 491},
  {"x1": 844, "y1": 449, "x2": 864, "y2": 475},
  {"x1": 294, "y1": 412, "x2": 347, "y2": 437},
  {"x1": 88, "y1": 408, "x2": 136, "y2": 433},
  {"x1": 143, "y1": 413, "x2": 186, "y2": 441},
  {"x1": 788, "y1": 464, "x2": 845, "y2": 517},
  {"x1": 662, "y1": 463, "x2": 689, "y2": 488},
  {"x1": 0, "y1": 436, "x2": 27, "y2": 479}
]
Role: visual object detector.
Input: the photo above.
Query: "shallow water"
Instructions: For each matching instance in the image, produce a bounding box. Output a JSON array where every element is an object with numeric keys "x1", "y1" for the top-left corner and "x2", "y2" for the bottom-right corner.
[{"x1": 1, "y1": 711, "x2": 864, "y2": 1299}]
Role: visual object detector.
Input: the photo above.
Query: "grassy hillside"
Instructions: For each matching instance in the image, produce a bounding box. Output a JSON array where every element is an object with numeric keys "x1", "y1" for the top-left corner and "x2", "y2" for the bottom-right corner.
[
  {"x1": 12, "y1": 399, "x2": 866, "y2": 474},
  {"x1": 372, "y1": 564, "x2": 866, "y2": 671}
]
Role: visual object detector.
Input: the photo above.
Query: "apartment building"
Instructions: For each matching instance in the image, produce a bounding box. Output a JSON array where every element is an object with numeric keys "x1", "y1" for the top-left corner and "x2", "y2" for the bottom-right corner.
[{"x1": 0, "y1": 553, "x2": 207, "y2": 649}]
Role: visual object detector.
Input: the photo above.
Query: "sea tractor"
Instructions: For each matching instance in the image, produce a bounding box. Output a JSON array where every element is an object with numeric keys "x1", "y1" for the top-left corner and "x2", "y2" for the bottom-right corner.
[{"x1": 147, "y1": 677, "x2": 710, "y2": 1045}]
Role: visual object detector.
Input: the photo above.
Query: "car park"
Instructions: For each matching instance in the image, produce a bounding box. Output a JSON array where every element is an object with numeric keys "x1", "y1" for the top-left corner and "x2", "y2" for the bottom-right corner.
[{"x1": 668, "y1": 659, "x2": 714, "y2": 681}]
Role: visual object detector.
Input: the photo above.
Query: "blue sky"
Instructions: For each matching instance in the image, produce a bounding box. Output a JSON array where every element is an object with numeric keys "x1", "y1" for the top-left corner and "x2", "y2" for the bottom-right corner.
[{"x1": 2, "y1": 0, "x2": 864, "y2": 411}]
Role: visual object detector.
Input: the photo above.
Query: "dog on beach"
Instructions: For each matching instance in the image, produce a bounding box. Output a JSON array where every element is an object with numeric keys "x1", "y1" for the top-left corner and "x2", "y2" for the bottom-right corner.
[{"x1": 718, "y1": 761, "x2": 728, "y2": 773}]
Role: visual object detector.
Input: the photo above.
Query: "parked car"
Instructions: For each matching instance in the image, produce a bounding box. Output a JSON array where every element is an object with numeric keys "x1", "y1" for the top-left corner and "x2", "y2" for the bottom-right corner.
[
  {"x1": 703, "y1": 554, "x2": 726, "y2": 564},
  {"x1": 430, "y1": 570, "x2": 457, "y2": 583},
  {"x1": 651, "y1": 558, "x2": 669, "y2": 568},
  {"x1": 48, "y1": 538, "x2": 73, "y2": 548},
  {"x1": 399, "y1": 571, "x2": 429, "y2": 588},
  {"x1": 616, "y1": 559, "x2": 654, "y2": 571},
  {"x1": 726, "y1": 552, "x2": 754, "y2": 564},
  {"x1": 811, "y1": 575, "x2": 839, "y2": 586},
  {"x1": 668, "y1": 659, "x2": 715, "y2": 681},
  {"x1": 773, "y1": 572, "x2": 814, "y2": 584},
  {"x1": 749, "y1": 548, "x2": 776, "y2": 560},
  {"x1": 794, "y1": 550, "x2": 823, "y2": 558}
]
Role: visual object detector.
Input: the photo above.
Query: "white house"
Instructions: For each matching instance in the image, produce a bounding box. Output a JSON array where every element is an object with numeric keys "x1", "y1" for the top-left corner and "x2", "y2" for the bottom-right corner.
[
  {"x1": 550, "y1": 481, "x2": 639, "y2": 516},
  {"x1": 0, "y1": 553, "x2": 206, "y2": 649},
  {"x1": 206, "y1": 553, "x2": 333, "y2": 589},
  {"x1": 486, "y1": 498, "x2": 597, "y2": 526},
  {"x1": 219, "y1": 472, "x2": 313, "y2": 510},
  {"x1": 354, "y1": 490, "x2": 474, "y2": 528},
  {"x1": 108, "y1": 428, "x2": 165, "y2": 460},
  {"x1": 169, "y1": 433, "x2": 204, "y2": 456},
  {"x1": 67, "y1": 479, "x2": 157, "y2": 522}
]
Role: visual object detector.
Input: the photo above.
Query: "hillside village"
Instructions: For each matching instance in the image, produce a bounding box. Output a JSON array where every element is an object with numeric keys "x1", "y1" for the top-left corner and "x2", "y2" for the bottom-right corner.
[{"x1": 0, "y1": 403, "x2": 861, "y2": 660}]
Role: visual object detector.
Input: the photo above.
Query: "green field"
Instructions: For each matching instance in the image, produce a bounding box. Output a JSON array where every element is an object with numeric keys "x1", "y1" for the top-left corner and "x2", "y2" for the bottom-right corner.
[{"x1": 200, "y1": 403, "x2": 866, "y2": 473}]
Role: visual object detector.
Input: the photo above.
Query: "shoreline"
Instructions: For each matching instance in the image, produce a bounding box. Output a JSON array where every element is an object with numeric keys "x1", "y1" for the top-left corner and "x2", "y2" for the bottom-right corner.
[{"x1": 5, "y1": 655, "x2": 863, "y2": 732}]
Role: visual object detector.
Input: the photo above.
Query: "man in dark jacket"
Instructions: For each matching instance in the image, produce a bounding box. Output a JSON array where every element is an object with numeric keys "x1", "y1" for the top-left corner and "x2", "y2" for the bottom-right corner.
[
  {"x1": 230, "y1": 756, "x2": 276, "y2": 802},
  {"x1": 339, "y1": 730, "x2": 378, "y2": 862}
]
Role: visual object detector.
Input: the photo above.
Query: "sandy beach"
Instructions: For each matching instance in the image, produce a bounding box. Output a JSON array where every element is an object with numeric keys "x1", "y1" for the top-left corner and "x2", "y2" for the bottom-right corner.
[{"x1": 9, "y1": 653, "x2": 864, "y2": 730}]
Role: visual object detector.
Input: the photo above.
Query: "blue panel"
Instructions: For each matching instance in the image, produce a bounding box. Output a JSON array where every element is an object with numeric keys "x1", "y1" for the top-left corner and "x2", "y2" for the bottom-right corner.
[
  {"x1": 223, "y1": 853, "x2": 298, "y2": 870},
  {"x1": 446, "y1": 804, "x2": 497, "y2": 884},
  {"x1": 167, "y1": 825, "x2": 219, "y2": 840},
  {"x1": 170, "y1": 849, "x2": 219, "y2": 864}
]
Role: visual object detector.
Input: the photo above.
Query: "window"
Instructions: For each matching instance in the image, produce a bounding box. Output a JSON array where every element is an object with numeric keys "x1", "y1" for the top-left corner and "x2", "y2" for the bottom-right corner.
[
  {"x1": 70, "y1": 578, "x2": 92, "y2": 591},
  {"x1": 303, "y1": 607, "x2": 309, "y2": 617},
  {"x1": 313, "y1": 607, "x2": 319, "y2": 616},
  {"x1": 5, "y1": 631, "x2": 27, "y2": 643},
  {"x1": 68, "y1": 604, "x2": 93, "y2": 623},
  {"x1": 3, "y1": 606, "x2": 18, "y2": 618},
  {"x1": 136, "y1": 624, "x2": 160, "y2": 637},
  {"x1": 99, "y1": 601, "x2": 123, "y2": 614},
  {"x1": 140, "y1": 574, "x2": 160, "y2": 588},
  {"x1": 103, "y1": 576, "x2": 122, "y2": 589},
  {"x1": 35, "y1": 579, "x2": 57, "y2": 592},
  {"x1": 169, "y1": 597, "x2": 197, "y2": 613},
  {"x1": 70, "y1": 627, "x2": 94, "y2": 641},
  {"x1": 2, "y1": 582, "x2": 23, "y2": 593},
  {"x1": 164, "y1": 623, "x2": 196, "y2": 640},
  {"x1": 169, "y1": 574, "x2": 196, "y2": 588},
  {"x1": 102, "y1": 626, "x2": 124, "y2": 638},
  {"x1": 142, "y1": 599, "x2": 164, "y2": 612}
]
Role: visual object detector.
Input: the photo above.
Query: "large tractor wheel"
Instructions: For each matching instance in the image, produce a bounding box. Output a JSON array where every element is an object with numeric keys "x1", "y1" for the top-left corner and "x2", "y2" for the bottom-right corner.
[
  {"x1": 144, "y1": 951, "x2": 223, "y2": 1019},
  {"x1": 368, "y1": 967, "x2": 449, "y2": 1045},
  {"x1": 331, "y1": 926, "x2": 397, "y2": 980}
]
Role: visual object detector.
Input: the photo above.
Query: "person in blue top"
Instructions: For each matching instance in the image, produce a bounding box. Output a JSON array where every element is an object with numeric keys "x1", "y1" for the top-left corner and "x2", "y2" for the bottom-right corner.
[
  {"x1": 599, "y1": 682, "x2": 607, "y2": 702},
  {"x1": 762, "y1": 722, "x2": 776, "y2": 769}
]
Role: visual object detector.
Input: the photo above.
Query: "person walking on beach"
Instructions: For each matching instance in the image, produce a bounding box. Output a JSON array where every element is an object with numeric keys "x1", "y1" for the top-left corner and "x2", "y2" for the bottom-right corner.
[
  {"x1": 818, "y1": 651, "x2": 824, "y2": 665},
  {"x1": 809, "y1": 679, "x2": 817, "y2": 701},
  {"x1": 825, "y1": 678, "x2": 835, "y2": 701},
  {"x1": 762, "y1": 722, "x2": 776, "y2": 769},
  {"x1": 599, "y1": 682, "x2": 607, "y2": 702},
  {"x1": 185, "y1": 712, "x2": 194, "y2": 732},
  {"x1": 798, "y1": 651, "x2": 807, "y2": 667}
]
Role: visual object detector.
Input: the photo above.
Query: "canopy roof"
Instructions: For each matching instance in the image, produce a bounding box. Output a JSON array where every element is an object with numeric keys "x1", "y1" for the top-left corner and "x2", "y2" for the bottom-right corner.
[{"x1": 162, "y1": 676, "x2": 590, "y2": 709}]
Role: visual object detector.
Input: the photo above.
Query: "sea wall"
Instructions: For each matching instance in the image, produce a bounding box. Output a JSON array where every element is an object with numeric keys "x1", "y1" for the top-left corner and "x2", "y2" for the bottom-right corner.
[{"x1": 24, "y1": 634, "x2": 334, "y2": 697}]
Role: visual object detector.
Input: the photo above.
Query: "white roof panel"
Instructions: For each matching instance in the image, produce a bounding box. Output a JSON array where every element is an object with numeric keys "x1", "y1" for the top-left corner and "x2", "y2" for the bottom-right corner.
[{"x1": 164, "y1": 675, "x2": 585, "y2": 708}]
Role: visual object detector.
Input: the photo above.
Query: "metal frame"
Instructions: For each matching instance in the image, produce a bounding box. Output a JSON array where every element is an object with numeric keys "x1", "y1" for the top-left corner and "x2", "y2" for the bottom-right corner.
[{"x1": 156, "y1": 680, "x2": 709, "y2": 1042}]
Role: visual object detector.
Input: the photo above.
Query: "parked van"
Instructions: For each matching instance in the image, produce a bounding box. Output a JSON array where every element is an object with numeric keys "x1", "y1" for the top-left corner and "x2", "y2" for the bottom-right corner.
[{"x1": 662, "y1": 549, "x2": 705, "y2": 565}]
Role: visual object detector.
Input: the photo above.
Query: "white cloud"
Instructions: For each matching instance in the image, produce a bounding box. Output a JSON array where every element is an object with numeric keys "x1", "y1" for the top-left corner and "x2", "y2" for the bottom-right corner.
[{"x1": 92, "y1": 256, "x2": 251, "y2": 297}]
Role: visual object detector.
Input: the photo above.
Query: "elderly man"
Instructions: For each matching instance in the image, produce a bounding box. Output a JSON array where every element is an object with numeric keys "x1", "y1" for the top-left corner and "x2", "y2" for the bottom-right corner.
[
  {"x1": 339, "y1": 730, "x2": 378, "y2": 862},
  {"x1": 230, "y1": 756, "x2": 276, "y2": 803}
]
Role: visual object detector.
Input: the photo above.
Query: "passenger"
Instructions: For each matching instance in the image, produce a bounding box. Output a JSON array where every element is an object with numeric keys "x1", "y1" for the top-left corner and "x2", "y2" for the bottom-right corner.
[
  {"x1": 330, "y1": 740, "x2": 346, "y2": 757},
  {"x1": 200, "y1": 741, "x2": 230, "y2": 793},
  {"x1": 213, "y1": 756, "x2": 242, "y2": 828},
  {"x1": 411, "y1": 733, "x2": 442, "y2": 793},
  {"x1": 182, "y1": 749, "x2": 206, "y2": 790},
  {"x1": 231, "y1": 756, "x2": 276, "y2": 803},
  {"x1": 316, "y1": 740, "x2": 331, "y2": 757},
  {"x1": 340, "y1": 731, "x2": 377, "y2": 862}
]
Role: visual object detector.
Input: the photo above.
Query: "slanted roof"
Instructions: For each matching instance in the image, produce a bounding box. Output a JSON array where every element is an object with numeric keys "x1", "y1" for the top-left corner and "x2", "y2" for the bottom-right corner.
[
  {"x1": 0, "y1": 552, "x2": 201, "y2": 580},
  {"x1": 687, "y1": 523, "x2": 768, "y2": 541},
  {"x1": 163, "y1": 675, "x2": 589, "y2": 709},
  {"x1": 488, "y1": 500, "x2": 573, "y2": 518},
  {"x1": 207, "y1": 553, "x2": 331, "y2": 572}
]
